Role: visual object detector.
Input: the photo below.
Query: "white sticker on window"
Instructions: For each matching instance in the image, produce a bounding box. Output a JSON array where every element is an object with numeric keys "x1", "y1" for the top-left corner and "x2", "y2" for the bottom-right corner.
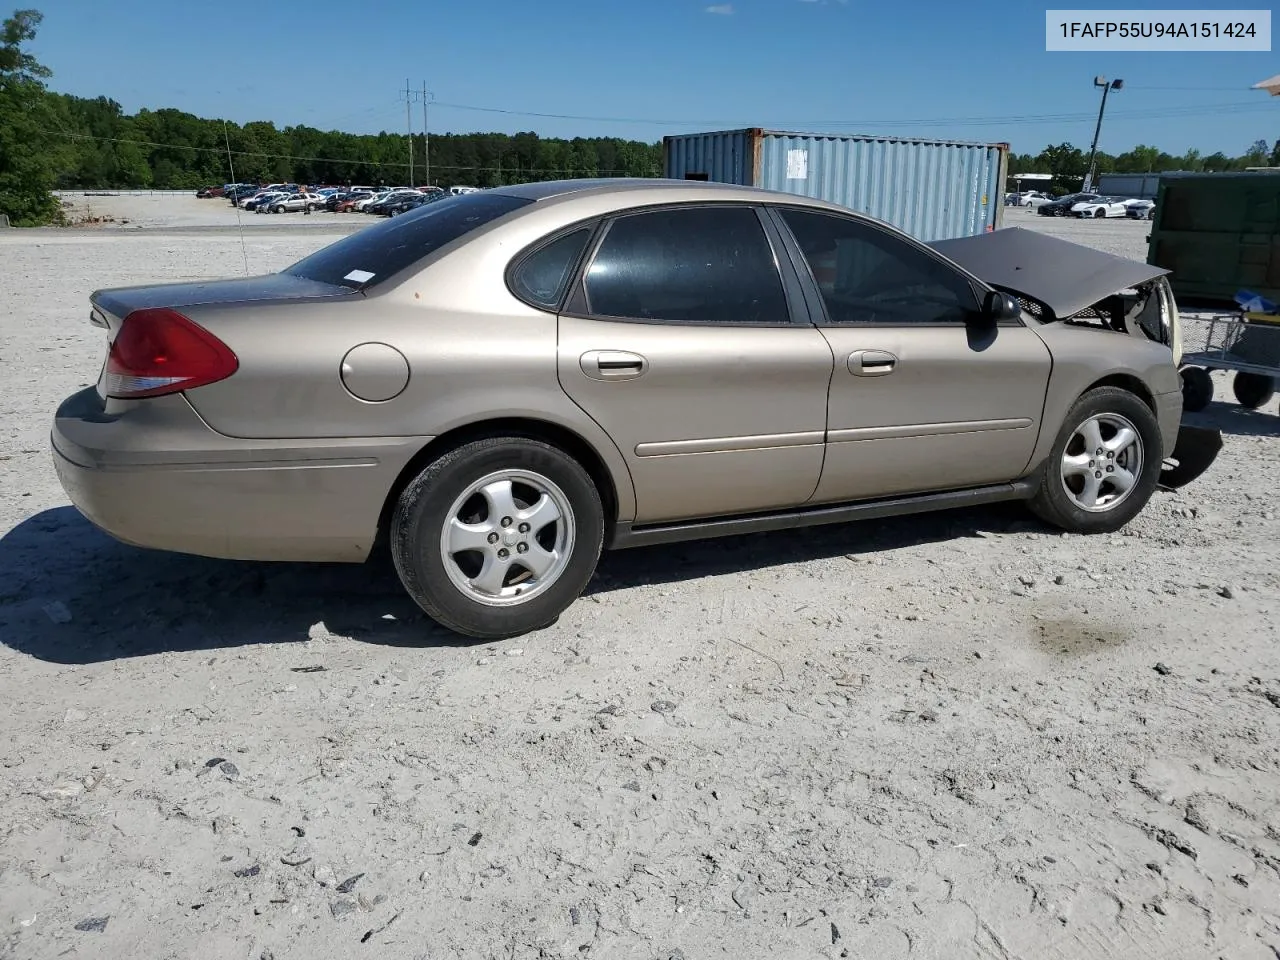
[
  {"x1": 786, "y1": 149, "x2": 808, "y2": 180},
  {"x1": 344, "y1": 269, "x2": 375, "y2": 283}
]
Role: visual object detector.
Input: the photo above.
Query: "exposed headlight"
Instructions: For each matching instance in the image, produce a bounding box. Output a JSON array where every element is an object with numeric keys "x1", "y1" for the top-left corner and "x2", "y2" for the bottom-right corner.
[{"x1": 1157, "y1": 276, "x2": 1182, "y2": 365}]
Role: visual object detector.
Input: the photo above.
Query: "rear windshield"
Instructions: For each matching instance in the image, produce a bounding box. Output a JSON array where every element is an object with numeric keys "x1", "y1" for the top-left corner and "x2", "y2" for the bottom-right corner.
[{"x1": 283, "y1": 192, "x2": 533, "y2": 290}]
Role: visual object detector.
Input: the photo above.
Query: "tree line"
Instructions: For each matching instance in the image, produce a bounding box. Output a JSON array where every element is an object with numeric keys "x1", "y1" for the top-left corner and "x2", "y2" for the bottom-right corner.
[
  {"x1": 48, "y1": 93, "x2": 666, "y2": 193},
  {"x1": 1009, "y1": 140, "x2": 1280, "y2": 194},
  {"x1": 2, "y1": 8, "x2": 1277, "y2": 226}
]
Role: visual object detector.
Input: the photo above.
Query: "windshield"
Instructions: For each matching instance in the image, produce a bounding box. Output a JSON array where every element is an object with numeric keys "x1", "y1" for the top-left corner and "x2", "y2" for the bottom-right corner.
[{"x1": 283, "y1": 191, "x2": 533, "y2": 290}]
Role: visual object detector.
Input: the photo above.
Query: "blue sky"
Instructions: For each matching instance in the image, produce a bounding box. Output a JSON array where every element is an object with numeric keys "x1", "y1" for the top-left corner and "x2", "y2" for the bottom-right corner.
[{"x1": 27, "y1": 0, "x2": 1279, "y2": 157}]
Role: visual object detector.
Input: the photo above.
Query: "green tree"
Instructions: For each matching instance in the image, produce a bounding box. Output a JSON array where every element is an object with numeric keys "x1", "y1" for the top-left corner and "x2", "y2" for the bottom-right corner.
[
  {"x1": 1243, "y1": 138, "x2": 1269, "y2": 166},
  {"x1": 1035, "y1": 142, "x2": 1086, "y2": 193},
  {"x1": 0, "y1": 8, "x2": 60, "y2": 224},
  {"x1": 1178, "y1": 148, "x2": 1203, "y2": 172}
]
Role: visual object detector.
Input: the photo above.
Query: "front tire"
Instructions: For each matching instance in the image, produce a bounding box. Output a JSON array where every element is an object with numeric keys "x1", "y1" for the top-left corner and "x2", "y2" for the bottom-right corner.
[
  {"x1": 1028, "y1": 387, "x2": 1163, "y2": 534},
  {"x1": 390, "y1": 437, "x2": 604, "y2": 640},
  {"x1": 1180, "y1": 366, "x2": 1213, "y2": 412}
]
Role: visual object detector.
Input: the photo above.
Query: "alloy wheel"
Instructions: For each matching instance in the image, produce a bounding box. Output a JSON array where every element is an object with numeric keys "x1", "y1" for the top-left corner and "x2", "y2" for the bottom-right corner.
[
  {"x1": 438, "y1": 469, "x2": 576, "y2": 607},
  {"x1": 1060, "y1": 413, "x2": 1144, "y2": 512}
]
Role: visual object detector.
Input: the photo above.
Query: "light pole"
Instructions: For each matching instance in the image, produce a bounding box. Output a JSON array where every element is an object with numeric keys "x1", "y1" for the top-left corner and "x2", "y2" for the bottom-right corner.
[
  {"x1": 1083, "y1": 76, "x2": 1122, "y2": 193},
  {"x1": 421, "y1": 84, "x2": 434, "y2": 187}
]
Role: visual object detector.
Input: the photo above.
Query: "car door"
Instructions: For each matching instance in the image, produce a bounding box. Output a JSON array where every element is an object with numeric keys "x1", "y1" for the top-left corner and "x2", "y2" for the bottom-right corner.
[
  {"x1": 550, "y1": 203, "x2": 834, "y2": 525},
  {"x1": 768, "y1": 205, "x2": 1053, "y2": 505}
]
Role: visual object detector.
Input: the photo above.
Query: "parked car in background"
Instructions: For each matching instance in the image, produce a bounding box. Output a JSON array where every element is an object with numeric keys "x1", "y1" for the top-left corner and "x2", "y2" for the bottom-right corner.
[
  {"x1": 268, "y1": 192, "x2": 326, "y2": 213},
  {"x1": 364, "y1": 192, "x2": 420, "y2": 216},
  {"x1": 1024, "y1": 193, "x2": 1060, "y2": 211},
  {"x1": 1070, "y1": 197, "x2": 1133, "y2": 219},
  {"x1": 361, "y1": 194, "x2": 401, "y2": 216},
  {"x1": 381, "y1": 192, "x2": 446, "y2": 216},
  {"x1": 324, "y1": 191, "x2": 359, "y2": 211},
  {"x1": 246, "y1": 191, "x2": 288, "y2": 213},
  {"x1": 354, "y1": 191, "x2": 391, "y2": 212},
  {"x1": 448, "y1": 185, "x2": 480, "y2": 195},
  {"x1": 52, "y1": 179, "x2": 1203, "y2": 642},
  {"x1": 356, "y1": 189, "x2": 418, "y2": 212},
  {"x1": 196, "y1": 185, "x2": 225, "y2": 198},
  {"x1": 1126, "y1": 199, "x2": 1156, "y2": 219},
  {"x1": 225, "y1": 185, "x2": 262, "y2": 204},
  {"x1": 1038, "y1": 193, "x2": 1100, "y2": 216},
  {"x1": 334, "y1": 193, "x2": 374, "y2": 213},
  {"x1": 1006, "y1": 190, "x2": 1051, "y2": 207}
]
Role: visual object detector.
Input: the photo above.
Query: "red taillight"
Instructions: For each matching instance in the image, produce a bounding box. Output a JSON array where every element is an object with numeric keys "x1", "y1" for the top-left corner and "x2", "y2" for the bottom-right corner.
[{"x1": 104, "y1": 308, "x2": 239, "y2": 399}]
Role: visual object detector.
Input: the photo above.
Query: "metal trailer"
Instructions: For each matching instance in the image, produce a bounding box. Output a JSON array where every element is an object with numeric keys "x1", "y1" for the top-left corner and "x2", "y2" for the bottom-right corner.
[
  {"x1": 662, "y1": 128, "x2": 1009, "y2": 242},
  {"x1": 1178, "y1": 309, "x2": 1280, "y2": 415}
]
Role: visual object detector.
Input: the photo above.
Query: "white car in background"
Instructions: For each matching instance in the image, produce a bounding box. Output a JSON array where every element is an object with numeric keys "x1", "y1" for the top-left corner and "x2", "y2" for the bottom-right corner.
[
  {"x1": 1126, "y1": 199, "x2": 1156, "y2": 219},
  {"x1": 1024, "y1": 193, "x2": 1058, "y2": 211},
  {"x1": 1070, "y1": 196, "x2": 1133, "y2": 218},
  {"x1": 1009, "y1": 190, "x2": 1051, "y2": 207}
]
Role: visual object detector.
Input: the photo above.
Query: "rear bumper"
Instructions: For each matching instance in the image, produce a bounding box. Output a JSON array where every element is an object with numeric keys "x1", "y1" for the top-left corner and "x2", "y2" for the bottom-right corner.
[{"x1": 51, "y1": 387, "x2": 427, "y2": 563}]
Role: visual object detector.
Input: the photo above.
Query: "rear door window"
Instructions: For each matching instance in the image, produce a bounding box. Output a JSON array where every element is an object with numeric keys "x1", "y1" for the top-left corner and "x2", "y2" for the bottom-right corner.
[
  {"x1": 582, "y1": 205, "x2": 789, "y2": 325},
  {"x1": 284, "y1": 192, "x2": 532, "y2": 289}
]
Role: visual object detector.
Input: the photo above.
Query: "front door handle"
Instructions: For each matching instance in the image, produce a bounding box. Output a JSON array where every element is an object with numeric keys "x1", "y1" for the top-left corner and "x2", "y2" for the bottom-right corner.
[
  {"x1": 580, "y1": 350, "x2": 648, "y2": 381},
  {"x1": 848, "y1": 349, "x2": 898, "y2": 377}
]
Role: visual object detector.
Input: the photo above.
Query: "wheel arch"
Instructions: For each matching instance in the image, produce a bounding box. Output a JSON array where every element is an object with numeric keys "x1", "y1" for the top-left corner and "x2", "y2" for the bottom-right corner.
[
  {"x1": 1083, "y1": 372, "x2": 1156, "y2": 412},
  {"x1": 1023, "y1": 369, "x2": 1162, "y2": 480},
  {"x1": 375, "y1": 417, "x2": 628, "y2": 551}
]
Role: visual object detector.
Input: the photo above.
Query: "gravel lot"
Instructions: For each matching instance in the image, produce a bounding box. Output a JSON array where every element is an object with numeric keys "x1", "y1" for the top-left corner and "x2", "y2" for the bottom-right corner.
[{"x1": 2, "y1": 195, "x2": 1279, "y2": 960}]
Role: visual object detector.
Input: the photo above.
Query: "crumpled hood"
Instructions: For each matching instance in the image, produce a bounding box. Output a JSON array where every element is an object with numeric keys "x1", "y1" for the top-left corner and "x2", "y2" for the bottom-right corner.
[{"x1": 929, "y1": 227, "x2": 1170, "y2": 320}]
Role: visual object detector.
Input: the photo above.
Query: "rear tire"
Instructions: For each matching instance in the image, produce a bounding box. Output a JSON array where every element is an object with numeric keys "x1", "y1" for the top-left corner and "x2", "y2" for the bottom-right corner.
[
  {"x1": 390, "y1": 437, "x2": 604, "y2": 640},
  {"x1": 1028, "y1": 387, "x2": 1163, "y2": 535},
  {"x1": 1180, "y1": 366, "x2": 1213, "y2": 412},
  {"x1": 1232, "y1": 371, "x2": 1276, "y2": 409}
]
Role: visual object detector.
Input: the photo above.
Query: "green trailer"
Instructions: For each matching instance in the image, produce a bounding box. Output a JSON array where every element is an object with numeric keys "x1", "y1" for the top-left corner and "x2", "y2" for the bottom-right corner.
[
  {"x1": 1146, "y1": 171, "x2": 1280, "y2": 308},
  {"x1": 1148, "y1": 172, "x2": 1280, "y2": 415}
]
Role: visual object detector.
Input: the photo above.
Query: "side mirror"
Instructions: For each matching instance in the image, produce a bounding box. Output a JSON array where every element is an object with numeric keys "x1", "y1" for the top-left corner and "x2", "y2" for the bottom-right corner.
[{"x1": 981, "y1": 290, "x2": 1022, "y2": 324}]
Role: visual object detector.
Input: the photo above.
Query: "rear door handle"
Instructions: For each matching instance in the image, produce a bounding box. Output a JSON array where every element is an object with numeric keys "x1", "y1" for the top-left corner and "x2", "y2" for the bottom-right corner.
[
  {"x1": 580, "y1": 350, "x2": 648, "y2": 380},
  {"x1": 848, "y1": 349, "x2": 898, "y2": 377}
]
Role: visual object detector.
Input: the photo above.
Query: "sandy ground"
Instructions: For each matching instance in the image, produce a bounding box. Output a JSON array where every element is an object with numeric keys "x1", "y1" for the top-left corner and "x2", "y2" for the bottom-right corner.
[{"x1": 2, "y1": 196, "x2": 1279, "y2": 960}]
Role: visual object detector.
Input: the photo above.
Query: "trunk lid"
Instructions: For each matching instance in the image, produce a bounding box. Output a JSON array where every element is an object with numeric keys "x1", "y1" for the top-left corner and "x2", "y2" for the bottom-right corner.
[{"x1": 89, "y1": 273, "x2": 358, "y2": 400}]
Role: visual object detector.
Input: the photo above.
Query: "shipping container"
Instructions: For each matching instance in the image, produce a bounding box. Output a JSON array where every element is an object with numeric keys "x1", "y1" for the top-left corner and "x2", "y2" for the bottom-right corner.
[
  {"x1": 1146, "y1": 172, "x2": 1280, "y2": 307},
  {"x1": 662, "y1": 128, "x2": 1008, "y2": 242}
]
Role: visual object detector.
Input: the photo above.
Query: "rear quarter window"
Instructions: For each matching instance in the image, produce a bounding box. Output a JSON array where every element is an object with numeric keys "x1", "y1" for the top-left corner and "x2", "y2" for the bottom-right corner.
[{"x1": 283, "y1": 192, "x2": 532, "y2": 290}]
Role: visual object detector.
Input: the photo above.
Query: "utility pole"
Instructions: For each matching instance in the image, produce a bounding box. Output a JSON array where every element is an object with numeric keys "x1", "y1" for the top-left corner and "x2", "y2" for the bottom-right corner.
[
  {"x1": 1083, "y1": 75, "x2": 1122, "y2": 193},
  {"x1": 421, "y1": 83, "x2": 434, "y2": 187},
  {"x1": 403, "y1": 78, "x2": 414, "y2": 186}
]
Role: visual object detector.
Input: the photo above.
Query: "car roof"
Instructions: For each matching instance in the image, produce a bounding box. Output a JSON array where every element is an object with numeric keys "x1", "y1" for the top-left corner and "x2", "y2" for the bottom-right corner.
[{"x1": 486, "y1": 177, "x2": 859, "y2": 214}]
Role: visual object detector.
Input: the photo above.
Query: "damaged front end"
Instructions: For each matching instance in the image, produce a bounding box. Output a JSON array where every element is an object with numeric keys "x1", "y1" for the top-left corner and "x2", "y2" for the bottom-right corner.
[{"x1": 930, "y1": 227, "x2": 1221, "y2": 490}]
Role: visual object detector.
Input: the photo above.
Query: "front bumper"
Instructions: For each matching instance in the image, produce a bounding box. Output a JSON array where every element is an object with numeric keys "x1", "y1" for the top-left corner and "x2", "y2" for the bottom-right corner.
[
  {"x1": 1151, "y1": 385, "x2": 1222, "y2": 489},
  {"x1": 1153, "y1": 388, "x2": 1183, "y2": 459},
  {"x1": 51, "y1": 387, "x2": 426, "y2": 563}
]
